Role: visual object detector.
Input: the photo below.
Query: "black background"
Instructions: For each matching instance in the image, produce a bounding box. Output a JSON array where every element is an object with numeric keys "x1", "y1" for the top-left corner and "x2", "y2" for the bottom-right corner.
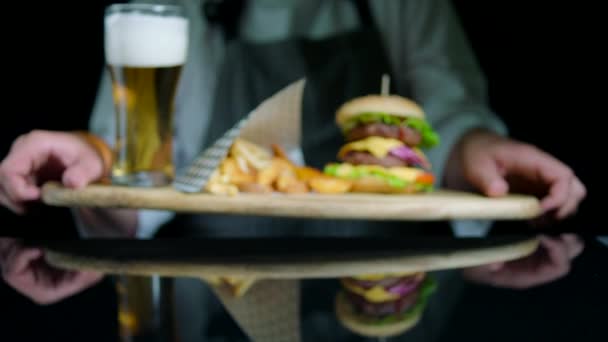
[{"x1": 0, "y1": 1, "x2": 604, "y2": 341}]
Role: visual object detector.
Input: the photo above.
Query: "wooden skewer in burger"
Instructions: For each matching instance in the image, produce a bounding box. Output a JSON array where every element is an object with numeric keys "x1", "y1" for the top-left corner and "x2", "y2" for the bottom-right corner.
[{"x1": 324, "y1": 74, "x2": 440, "y2": 193}]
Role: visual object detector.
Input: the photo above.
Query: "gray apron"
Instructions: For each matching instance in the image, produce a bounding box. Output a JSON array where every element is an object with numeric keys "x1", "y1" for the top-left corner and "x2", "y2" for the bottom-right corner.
[
  {"x1": 170, "y1": 0, "x2": 438, "y2": 239},
  {"x1": 166, "y1": 1, "x2": 459, "y2": 341}
]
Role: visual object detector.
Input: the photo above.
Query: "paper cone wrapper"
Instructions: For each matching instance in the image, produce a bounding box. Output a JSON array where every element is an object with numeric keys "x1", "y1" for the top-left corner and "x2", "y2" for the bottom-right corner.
[
  {"x1": 208, "y1": 279, "x2": 301, "y2": 342},
  {"x1": 173, "y1": 79, "x2": 306, "y2": 193}
]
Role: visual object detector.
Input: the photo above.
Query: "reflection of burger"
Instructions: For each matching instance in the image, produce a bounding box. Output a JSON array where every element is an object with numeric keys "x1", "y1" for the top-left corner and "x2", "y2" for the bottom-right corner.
[
  {"x1": 335, "y1": 272, "x2": 437, "y2": 338},
  {"x1": 324, "y1": 95, "x2": 440, "y2": 193}
]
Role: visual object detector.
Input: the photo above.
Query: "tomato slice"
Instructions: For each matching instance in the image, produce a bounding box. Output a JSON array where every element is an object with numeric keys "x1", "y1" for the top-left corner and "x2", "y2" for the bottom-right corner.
[{"x1": 416, "y1": 173, "x2": 434, "y2": 185}]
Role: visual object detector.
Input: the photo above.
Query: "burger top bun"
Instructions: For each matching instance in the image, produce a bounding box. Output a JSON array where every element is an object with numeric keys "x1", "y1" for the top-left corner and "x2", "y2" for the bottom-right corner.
[
  {"x1": 335, "y1": 292, "x2": 421, "y2": 338},
  {"x1": 336, "y1": 95, "x2": 426, "y2": 128}
]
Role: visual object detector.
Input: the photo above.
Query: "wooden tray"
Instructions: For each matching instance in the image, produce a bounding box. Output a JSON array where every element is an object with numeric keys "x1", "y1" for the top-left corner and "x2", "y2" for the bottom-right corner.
[
  {"x1": 35, "y1": 236, "x2": 540, "y2": 279},
  {"x1": 41, "y1": 182, "x2": 541, "y2": 221}
]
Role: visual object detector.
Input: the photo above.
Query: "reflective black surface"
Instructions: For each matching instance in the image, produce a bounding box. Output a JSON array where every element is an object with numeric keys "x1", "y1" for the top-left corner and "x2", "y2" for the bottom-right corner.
[
  {"x1": 3, "y1": 233, "x2": 606, "y2": 342},
  {"x1": 32, "y1": 235, "x2": 536, "y2": 262}
]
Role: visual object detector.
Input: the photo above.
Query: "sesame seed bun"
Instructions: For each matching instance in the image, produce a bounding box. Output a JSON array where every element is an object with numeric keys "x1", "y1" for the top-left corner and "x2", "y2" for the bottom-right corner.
[{"x1": 336, "y1": 95, "x2": 425, "y2": 129}]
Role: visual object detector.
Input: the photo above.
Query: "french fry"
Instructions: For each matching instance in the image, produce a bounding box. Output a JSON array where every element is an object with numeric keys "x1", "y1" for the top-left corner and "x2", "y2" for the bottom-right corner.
[
  {"x1": 230, "y1": 138, "x2": 272, "y2": 170},
  {"x1": 205, "y1": 139, "x2": 352, "y2": 196},
  {"x1": 206, "y1": 182, "x2": 239, "y2": 196},
  {"x1": 284, "y1": 180, "x2": 309, "y2": 194},
  {"x1": 235, "y1": 155, "x2": 251, "y2": 174},
  {"x1": 271, "y1": 143, "x2": 288, "y2": 158},
  {"x1": 273, "y1": 157, "x2": 296, "y2": 174},
  {"x1": 256, "y1": 157, "x2": 297, "y2": 186},
  {"x1": 294, "y1": 166, "x2": 324, "y2": 182},
  {"x1": 238, "y1": 182, "x2": 273, "y2": 194},
  {"x1": 275, "y1": 170, "x2": 309, "y2": 194},
  {"x1": 221, "y1": 158, "x2": 255, "y2": 185},
  {"x1": 224, "y1": 277, "x2": 257, "y2": 297},
  {"x1": 201, "y1": 276, "x2": 257, "y2": 298},
  {"x1": 271, "y1": 143, "x2": 295, "y2": 164},
  {"x1": 256, "y1": 160, "x2": 281, "y2": 186}
]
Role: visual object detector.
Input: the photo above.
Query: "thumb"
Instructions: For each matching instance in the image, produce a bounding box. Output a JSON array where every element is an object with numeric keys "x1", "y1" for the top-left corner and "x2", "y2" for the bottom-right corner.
[
  {"x1": 62, "y1": 155, "x2": 105, "y2": 189},
  {"x1": 467, "y1": 156, "x2": 509, "y2": 197}
]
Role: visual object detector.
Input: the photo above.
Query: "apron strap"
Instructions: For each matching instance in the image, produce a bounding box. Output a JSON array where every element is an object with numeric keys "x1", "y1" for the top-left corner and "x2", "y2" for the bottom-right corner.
[
  {"x1": 202, "y1": 0, "x2": 246, "y2": 41},
  {"x1": 352, "y1": 0, "x2": 374, "y2": 27},
  {"x1": 203, "y1": 0, "x2": 377, "y2": 41}
]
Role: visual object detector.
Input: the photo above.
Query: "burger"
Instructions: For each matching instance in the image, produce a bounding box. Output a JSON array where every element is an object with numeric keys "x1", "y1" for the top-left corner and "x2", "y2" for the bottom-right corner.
[
  {"x1": 324, "y1": 95, "x2": 440, "y2": 193},
  {"x1": 335, "y1": 272, "x2": 437, "y2": 338}
]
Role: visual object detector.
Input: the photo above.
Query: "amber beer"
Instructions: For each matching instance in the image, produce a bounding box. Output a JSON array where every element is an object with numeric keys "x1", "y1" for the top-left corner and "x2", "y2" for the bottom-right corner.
[
  {"x1": 104, "y1": 4, "x2": 188, "y2": 186},
  {"x1": 116, "y1": 275, "x2": 177, "y2": 342},
  {"x1": 108, "y1": 64, "x2": 183, "y2": 186}
]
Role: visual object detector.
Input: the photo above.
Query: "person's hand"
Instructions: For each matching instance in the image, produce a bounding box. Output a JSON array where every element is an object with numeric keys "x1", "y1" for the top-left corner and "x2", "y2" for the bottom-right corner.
[
  {"x1": 445, "y1": 129, "x2": 586, "y2": 220},
  {"x1": 0, "y1": 130, "x2": 110, "y2": 214},
  {"x1": 0, "y1": 238, "x2": 103, "y2": 304},
  {"x1": 462, "y1": 234, "x2": 583, "y2": 289}
]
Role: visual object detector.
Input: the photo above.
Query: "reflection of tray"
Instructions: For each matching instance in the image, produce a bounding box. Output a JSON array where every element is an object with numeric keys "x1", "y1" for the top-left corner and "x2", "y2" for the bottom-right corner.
[
  {"x1": 34, "y1": 236, "x2": 539, "y2": 279},
  {"x1": 41, "y1": 182, "x2": 541, "y2": 221}
]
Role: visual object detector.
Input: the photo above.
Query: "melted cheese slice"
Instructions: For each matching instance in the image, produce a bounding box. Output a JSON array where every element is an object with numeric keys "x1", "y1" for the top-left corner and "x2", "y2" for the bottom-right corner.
[
  {"x1": 387, "y1": 167, "x2": 423, "y2": 182},
  {"x1": 342, "y1": 281, "x2": 400, "y2": 303},
  {"x1": 338, "y1": 137, "x2": 404, "y2": 159}
]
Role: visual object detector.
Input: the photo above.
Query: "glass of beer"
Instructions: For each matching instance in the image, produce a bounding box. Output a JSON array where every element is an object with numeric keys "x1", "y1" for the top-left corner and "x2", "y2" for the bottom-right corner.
[{"x1": 104, "y1": 3, "x2": 188, "y2": 187}]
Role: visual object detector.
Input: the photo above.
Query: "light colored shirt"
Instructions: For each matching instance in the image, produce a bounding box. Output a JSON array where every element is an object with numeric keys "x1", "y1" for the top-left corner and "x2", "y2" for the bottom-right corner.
[{"x1": 85, "y1": 0, "x2": 508, "y2": 238}]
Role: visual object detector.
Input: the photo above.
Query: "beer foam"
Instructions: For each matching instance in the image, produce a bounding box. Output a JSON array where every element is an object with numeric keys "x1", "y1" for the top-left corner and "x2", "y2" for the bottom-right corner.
[{"x1": 105, "y1": 13, "x2": 188, "y2": 67}]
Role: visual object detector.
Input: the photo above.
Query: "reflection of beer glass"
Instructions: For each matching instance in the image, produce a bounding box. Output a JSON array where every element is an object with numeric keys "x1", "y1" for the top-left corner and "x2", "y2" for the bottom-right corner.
[
  {"x1": 104, "y1": 4, "x2": 188, "y2": 187},
  {"x1": 116, "y1": 275, "x2": 177, "y2": 341}
]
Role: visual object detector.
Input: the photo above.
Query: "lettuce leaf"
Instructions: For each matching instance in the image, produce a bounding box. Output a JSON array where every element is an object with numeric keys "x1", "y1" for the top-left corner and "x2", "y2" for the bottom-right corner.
[
  {"x1": 404, "y1": 117, "x2": 440, "y2": 148},
  {"x1": 342, "y1": 112, "x2": 440, "y2": 148},
  {"x1": 324, "y1": 164, "x2": 406, "y2": 188},
  {"x1": 324, "y1": 164, "x2": 434, "y2": 192}
]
